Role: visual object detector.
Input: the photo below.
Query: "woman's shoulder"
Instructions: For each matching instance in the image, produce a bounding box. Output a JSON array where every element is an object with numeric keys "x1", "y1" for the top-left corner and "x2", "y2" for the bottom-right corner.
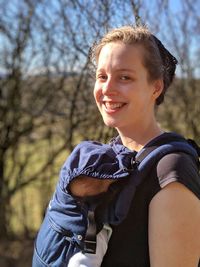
[{"x1": 156, "y1": 152, "x2": 200, "y2": 199}]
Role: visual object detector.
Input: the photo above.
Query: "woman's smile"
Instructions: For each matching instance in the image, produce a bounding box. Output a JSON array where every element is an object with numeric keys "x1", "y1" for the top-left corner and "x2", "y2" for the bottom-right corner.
[{"x1": 103, "y1": 101, "x2": 127, "y2": 113}]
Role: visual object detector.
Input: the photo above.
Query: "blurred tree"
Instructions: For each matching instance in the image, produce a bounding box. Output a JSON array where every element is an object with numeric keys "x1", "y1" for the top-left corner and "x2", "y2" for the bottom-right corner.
[
  {"x1": 156, "y1": 0, "x2": 200, "y2": 142},
  {"x1": 0, "y1": 0, "x2": 132, "y2": 238},
  {"x1": 0, "y1": 0, "x2": 199, "y2": 240}
]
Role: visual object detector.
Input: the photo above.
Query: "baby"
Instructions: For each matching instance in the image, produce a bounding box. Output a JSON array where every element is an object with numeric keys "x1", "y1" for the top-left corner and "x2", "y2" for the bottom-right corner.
[
  {"x1": 32, "y1": 140, "x2": 131, "y2": 267},
  {"x1": 68, "y1": 175, "x2": 114, "y2": 267}
]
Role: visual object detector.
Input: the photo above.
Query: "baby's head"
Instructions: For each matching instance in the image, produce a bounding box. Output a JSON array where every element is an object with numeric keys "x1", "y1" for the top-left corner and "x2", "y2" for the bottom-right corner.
[
  {"x1": 60, "y1": 140, "x2": 132, "y2": 193},
  {"x1": 69, "y1": 175, "x2": 116, "y2": 198}
]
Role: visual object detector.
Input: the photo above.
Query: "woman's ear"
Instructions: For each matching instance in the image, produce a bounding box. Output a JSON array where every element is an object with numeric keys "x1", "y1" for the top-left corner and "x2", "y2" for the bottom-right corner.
[{"x1": 152, "y1": 79, "x2": 164, "y2": 101}]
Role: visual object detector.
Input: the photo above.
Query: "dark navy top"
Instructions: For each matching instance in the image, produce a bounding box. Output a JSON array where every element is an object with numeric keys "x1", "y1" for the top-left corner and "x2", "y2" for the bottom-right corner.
[{"x1": 101, "y1": 152, "x2": 200, "y2": 267}]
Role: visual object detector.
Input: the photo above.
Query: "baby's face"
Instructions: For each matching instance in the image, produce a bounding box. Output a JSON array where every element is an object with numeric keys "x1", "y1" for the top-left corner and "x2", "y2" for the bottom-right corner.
[{"x1": 69, "y1": 175, "x2": 116, "y2": 197}]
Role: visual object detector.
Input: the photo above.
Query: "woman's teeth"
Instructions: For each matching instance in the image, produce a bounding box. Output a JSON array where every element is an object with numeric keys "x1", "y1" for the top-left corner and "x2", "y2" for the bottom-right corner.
[{"x1": 104, "y1": 102, "x2": 124, "y2": 109}]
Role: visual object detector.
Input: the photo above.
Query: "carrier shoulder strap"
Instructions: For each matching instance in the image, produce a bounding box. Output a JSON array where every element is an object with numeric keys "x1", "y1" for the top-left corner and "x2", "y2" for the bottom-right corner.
[
  {"x1": 102, "y1": 133, "x2": 199, "y2": 225},
  {"x1": 136, "y1": 132, "x2": 198, "y2": 163},
  {"x1": 187, "y1": 139, "x2": 200, "y2": 157}
]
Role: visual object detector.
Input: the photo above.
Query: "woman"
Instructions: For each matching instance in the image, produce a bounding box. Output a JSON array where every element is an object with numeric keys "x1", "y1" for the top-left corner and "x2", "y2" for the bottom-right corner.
[
  {"x1": 88, "y1": 25, "x2": 200, "y2": 267},
  {"x1": 33, "y1": 25, "x2": 200, "y2": 267}
]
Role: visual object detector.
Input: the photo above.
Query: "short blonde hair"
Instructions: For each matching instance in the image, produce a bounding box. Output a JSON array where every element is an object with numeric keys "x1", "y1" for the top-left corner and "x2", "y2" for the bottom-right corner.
[{"x1": 90, "y1": 25, "x2": 178, "y2": 105}]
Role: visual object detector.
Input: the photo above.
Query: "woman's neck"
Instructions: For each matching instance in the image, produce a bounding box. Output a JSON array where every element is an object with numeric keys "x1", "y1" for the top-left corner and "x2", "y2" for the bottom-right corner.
[{"x1": 117, "y1": 122, "x2": 163, "y2": 152}]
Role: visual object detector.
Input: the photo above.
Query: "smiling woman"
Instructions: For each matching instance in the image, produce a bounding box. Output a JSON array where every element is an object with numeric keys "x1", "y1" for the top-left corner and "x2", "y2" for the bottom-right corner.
[
  {"x1": 93, "y1": 42, "x2": 161, "y2": 136},
  {"x1": 32, "y1": 25, "x2": 200, "y2": 267},
  {"x1": 91, "y1": 25, "x2": 200, "y2": 267}
]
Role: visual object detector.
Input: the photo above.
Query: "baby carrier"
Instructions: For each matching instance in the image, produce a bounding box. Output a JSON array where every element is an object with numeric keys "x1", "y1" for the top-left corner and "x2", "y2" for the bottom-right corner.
[{"x1": 32, "y1": 132, "x2": 200, "y2": 267}]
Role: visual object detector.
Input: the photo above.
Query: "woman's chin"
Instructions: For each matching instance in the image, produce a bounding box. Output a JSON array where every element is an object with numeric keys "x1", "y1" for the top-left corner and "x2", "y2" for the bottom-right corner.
[{"x1": 103, "y1": 118, "x2": 120, "y2": 128}]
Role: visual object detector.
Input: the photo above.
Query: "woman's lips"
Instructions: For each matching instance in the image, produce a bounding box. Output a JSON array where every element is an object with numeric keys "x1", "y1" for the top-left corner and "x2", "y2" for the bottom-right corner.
[{"x1": 103, "y1": 101, "x2": 126, "y2": 113}]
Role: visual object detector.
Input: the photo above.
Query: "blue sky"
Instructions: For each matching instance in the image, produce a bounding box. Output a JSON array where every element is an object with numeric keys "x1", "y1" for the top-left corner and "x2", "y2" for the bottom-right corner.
[{"x1": 0, "y1": 0, "x2": 199, "y2": 77}]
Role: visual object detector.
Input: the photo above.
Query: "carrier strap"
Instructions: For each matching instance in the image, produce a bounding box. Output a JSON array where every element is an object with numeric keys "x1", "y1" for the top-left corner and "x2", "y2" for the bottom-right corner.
[
  {"x1": 84, "y1": 210, "x2": 97, "y2": 254},
  {"x1": 188, "y1": 139, "x2": 200, "y2": 157}
]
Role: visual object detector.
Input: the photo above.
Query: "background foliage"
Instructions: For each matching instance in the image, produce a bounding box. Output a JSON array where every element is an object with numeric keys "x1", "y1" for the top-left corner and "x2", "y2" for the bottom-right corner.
[{"x1": 0, "y1": 0, "x2": 199, "y2": 265}]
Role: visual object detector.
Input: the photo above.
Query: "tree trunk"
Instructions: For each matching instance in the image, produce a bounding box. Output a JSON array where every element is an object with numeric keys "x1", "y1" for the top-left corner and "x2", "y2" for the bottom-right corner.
[{"x1": 0, "y1": 152, "x2": 9, "y2": 238}]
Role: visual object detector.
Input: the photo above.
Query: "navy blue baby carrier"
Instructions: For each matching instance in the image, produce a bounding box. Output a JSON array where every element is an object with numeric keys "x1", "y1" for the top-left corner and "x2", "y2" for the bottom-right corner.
[{"x1": 32, "y1": 132, "x2": 200, "y2": 267}]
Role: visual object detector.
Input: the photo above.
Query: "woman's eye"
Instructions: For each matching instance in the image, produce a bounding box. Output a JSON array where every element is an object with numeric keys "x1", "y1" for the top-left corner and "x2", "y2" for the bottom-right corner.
[
  {"x1": 97, "y1": 75, "x2": 107, "y2": 80},
  {"x1": 120, "y1": 75, "x2": 130, "y2": 80}
]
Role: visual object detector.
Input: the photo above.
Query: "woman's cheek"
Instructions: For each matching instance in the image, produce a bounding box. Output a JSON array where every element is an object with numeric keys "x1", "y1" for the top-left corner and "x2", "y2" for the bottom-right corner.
[{"x1": 93, "y1": 85, "x2": 101, "y2": 103}]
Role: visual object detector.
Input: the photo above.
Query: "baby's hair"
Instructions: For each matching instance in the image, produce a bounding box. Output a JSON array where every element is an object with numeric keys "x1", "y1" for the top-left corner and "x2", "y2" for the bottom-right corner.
[{"x1": 90, "y1": 25, "x2": 178, "y2": 105}]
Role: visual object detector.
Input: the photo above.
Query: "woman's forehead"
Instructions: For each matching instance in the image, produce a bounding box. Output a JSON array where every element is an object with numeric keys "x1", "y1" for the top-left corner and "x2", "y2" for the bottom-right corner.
[{"x1": 97, "y1": 42, "x2": 145, "y2": 70}]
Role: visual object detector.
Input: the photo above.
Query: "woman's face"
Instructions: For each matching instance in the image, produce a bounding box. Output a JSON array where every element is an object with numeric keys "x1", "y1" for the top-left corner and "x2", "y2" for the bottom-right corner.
[{"x1": 93, "y1": 42, "x2": 161, "y2": 131}]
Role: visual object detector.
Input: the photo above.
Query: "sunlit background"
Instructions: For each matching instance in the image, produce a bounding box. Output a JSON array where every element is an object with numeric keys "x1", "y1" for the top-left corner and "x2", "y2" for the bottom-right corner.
[{"x1": 0, "y1": 0, "x2": 199, "y2": 266}]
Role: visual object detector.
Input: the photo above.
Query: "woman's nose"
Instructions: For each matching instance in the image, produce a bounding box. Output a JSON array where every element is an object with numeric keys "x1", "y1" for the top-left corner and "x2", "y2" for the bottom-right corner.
[{"x1": 102, "y1": 78, "x2": 117, "y2": 95}]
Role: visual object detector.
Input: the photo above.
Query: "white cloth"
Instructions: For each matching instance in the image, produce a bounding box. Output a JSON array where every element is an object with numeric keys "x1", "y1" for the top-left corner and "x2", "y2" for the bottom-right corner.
[{"x1": 68, "y1": 224, "x2": 112, "y2": 267}]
